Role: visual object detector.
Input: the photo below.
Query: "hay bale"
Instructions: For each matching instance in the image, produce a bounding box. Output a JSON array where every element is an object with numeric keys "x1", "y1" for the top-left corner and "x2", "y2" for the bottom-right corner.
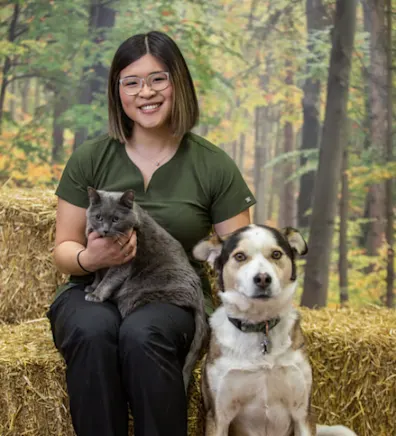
[
  {"x1": 0, "y1": 188, "x2": 64, "y2": 323},
  {"x1": 0, "y1": 319, "x2": 204, "y2": 436},
  {"x1": 1, "y1": 309, "x2": 394, "y2": 436},
  {"x1": 0, "y1": 188, "x2": 394, "y2": 435},
  {"x1": 0, "y1": 320, "x2": 72, "y2": 435},
  {"x1": 300, "y1": 306, "x2": 396, "y2": 436}
]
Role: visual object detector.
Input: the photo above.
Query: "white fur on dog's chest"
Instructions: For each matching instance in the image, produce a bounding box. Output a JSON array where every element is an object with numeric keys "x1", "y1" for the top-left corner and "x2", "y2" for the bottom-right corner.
[{"x1": 208, "y1": 308, "x2": 312, "y2": 436}]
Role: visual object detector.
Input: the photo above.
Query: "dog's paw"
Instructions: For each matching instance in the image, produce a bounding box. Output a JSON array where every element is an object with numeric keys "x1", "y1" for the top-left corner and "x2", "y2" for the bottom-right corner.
[{"x1": 85, "y1": 293, "x2": 102, "y2": 303}]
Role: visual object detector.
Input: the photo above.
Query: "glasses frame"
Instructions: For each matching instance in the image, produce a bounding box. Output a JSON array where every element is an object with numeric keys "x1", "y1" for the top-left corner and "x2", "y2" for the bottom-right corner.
[{"x1": 119, "y1": 71, "x2": 171, "y2": 96}]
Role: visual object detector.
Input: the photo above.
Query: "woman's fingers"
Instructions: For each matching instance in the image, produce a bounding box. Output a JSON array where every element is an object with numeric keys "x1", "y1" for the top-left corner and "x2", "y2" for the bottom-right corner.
[
  {"x1": 113, "y1": 231, "x2": 137, "y2": 262},
  {"x1": 114, "y1": 229, "x2": 135, "y2": 248}
]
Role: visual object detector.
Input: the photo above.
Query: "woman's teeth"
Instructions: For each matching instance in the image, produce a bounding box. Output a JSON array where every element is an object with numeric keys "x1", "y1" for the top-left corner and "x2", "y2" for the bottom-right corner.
[{"x1": 140, "y1": 103, "x2": 161, "y2": 112}]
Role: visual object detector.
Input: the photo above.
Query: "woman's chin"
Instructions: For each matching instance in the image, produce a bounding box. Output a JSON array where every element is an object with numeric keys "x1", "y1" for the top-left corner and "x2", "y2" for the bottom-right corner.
[{"x1": 134, "y1": 115, "x2": 170, "y2": 131}]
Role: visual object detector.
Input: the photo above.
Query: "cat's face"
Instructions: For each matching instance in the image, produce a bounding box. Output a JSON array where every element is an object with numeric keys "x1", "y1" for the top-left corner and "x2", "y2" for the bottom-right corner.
[{"x1": 86, "y1": 188, "x2": 138, "y2": 237}]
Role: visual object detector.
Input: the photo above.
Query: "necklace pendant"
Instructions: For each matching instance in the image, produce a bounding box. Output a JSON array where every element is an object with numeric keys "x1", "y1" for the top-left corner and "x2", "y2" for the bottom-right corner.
[{"x1": 155, "y1": 162, "x2": 160, "y2": 167}]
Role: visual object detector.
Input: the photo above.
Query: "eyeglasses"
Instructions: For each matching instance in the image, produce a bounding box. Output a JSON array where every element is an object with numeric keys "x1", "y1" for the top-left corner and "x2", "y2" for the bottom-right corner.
[{"x1": 119, "y1": 71, "x2": 170, "y2": 96}]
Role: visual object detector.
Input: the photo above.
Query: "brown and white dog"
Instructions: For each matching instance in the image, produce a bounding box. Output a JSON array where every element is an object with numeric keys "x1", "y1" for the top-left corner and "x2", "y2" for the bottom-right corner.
[{"x1": 193, "y1": 225, "x2": 357, "y2": 436}]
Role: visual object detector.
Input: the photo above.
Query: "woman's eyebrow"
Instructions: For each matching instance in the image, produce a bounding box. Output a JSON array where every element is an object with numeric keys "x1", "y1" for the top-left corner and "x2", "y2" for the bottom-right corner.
[{"x1": 122, "y1": 70, "x2": 166, "y2": 78}]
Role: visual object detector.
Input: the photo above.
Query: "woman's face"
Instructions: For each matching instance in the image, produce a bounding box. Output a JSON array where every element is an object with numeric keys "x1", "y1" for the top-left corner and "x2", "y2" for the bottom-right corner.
[{"x1": 118, "y1": 54, "x2": 173, "y2": 132}]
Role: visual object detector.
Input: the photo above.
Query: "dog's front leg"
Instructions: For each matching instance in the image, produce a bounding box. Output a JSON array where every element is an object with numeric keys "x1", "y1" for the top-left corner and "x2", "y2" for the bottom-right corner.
[
  {"x1": 205, "y1": 411, "x2": 231, "y2": 436},
  {"x1": 292, "y1": 416, "x2": 314, "y2": 436}
]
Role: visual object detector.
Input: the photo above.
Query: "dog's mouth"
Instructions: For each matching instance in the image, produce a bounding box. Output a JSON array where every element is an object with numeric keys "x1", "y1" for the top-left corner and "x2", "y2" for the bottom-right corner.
[{"x1": 251, "y1": 292, "x2": 272, "y2": 299}]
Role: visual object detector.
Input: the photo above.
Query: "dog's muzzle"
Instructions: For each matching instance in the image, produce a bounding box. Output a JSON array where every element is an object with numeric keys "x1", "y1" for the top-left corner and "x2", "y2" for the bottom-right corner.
[{"x1": 252, "y1": 273, "x2": 272, "y2": 298}]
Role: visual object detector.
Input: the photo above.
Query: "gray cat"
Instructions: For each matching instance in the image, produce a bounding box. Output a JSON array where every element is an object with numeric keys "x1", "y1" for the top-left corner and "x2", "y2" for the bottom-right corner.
[{"x1": 84, "y1": 187, "x2": 207, "y2": 390}]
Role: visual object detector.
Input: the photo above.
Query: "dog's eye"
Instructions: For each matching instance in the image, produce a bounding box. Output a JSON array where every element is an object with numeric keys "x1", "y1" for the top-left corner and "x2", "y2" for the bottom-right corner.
[
  {"x1": 234, "y1": 252, "x2": 247, "y2": 262},
  {"x1": 271, "y1": 250, "x2": 283, "y2": 260}
]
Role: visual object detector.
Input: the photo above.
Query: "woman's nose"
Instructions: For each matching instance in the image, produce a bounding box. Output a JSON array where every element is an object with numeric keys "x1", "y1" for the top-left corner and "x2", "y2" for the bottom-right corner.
[{"x1": 138, "y1": 82, "x2": 156, "y2": 97}]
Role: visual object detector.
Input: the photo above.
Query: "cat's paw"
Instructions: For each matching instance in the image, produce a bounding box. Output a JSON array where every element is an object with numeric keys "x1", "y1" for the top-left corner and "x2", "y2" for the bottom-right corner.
[
  {"x1": 84, "y1": 285, "x2": 95, "y2": 294},
  {"x1": 85, "y1": 293, "x2": 102, "y2": 303}
]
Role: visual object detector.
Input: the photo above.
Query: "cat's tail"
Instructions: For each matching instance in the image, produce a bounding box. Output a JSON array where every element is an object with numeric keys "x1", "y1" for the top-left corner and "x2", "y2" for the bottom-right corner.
[
  {"x1": 182, "y1": 299, "x2": 208, "y2": 393},
  {"x1": 316, "y1": 424, "x2": 358, "y2": 436}
]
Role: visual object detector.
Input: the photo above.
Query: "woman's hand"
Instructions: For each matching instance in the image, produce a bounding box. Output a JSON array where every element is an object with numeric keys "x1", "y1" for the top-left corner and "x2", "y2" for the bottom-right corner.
[{"x1": 81, "y1": 230, "x2": 137, "y2": 272}]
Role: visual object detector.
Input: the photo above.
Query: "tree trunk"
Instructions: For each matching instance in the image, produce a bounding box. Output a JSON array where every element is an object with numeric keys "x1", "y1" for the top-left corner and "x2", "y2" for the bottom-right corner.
[
  {"x1": 73, "y1": 0, "x2": 116, "y2": 149},
  {"x1": 385, "y1": 0, "x2": 394, "y2": 308},
  {"x1": 298, "y1": 0, "x2": 327, "y2": 228},
  {"x1": 0, "y1": 2, "x2": 19, "y2": 132},
  {"x1": 232, "y1": 140, "x2": 237, "y2": 161},
  {"x1": 301, "y1": 0, "x2": 356, "y2": 308},
  {"x1": 195, "y1": 124, "x2": 209, "y2": 137},
  {"x1": 20, "y1": 79, "x2": 30, "y2": 115},
  {"x1": 339, "y1": 146, "x2": 349, "y2": 305},
  {"x1": 253, "y1": 106, "x2": 268, "y2": 224},
  {"x1": 34, "y1": 78, "x2": 41, "y2": 115},
  {"x1": 279, "y1": 68, "x2": 296, "y2": 228},
  {"x1": 268, "y1": 113, "x2": 282, "y2": 221},
  {"x1": 361, "y1": 0, "x2": 387, "y2": 258},
  {"x1": 52, "y1": 96, "x2": 68, "y2": 164},
  {"x1": 9, "y1": 80, "x2": 16, "y2": 121},
  {"x1": 238, "y1": 133, "x2": 246, "y2": 171}
]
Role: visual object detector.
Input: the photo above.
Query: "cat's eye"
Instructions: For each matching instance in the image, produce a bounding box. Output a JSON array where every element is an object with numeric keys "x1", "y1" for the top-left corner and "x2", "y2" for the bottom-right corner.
[
  {"x1": 234, "y1": 252, "x2": 247, "y2": 262},
  {"x1": 112, "y1": 217, "x2": 119, "y2": 222},
  {"x1": 272, "y1": 250, "x2": 283, "y2": 260},
  {"x1": 95, "y1": 214, "x2": 102, "y2": 221}
]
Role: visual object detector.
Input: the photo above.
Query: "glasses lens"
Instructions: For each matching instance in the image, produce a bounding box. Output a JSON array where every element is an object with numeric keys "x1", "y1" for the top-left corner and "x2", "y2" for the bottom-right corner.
[
  {"x1": 149, "y1": 72, "x2": 170, "y2": 91},
  {"x1": 121, "y1": 77, "x2": 141, "y2": 95}
]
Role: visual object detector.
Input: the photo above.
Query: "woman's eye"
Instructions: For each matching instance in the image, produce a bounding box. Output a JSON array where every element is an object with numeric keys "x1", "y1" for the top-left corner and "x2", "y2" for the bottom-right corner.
[
  {"x1": 124, "y1": 79, "x2": 139, "y2": 87},
  {"x1": 234, "y1": 252, "x2": 247, "y2": 262},
  {"x1": 272, "y1": 250, "x2": 282, "y2": 260}
]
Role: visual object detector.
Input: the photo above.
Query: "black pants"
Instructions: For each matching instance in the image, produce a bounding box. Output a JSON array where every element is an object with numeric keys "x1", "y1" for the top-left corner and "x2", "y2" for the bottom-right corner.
[{"x1": 47, "y1": 285, "x2": 195, "y2": 436}]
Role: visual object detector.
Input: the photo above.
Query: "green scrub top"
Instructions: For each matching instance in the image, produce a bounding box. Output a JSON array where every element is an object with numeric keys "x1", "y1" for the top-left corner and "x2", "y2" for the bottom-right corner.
[{"x1": 55, "y1": 131, "x2": 256, "y2": 313}]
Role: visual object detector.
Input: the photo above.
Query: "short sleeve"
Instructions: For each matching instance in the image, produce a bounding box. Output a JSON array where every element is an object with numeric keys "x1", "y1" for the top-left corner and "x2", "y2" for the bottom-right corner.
[
  {"x1": 209, "y1": 151, "x2": 256, "y2": 224},
  {"x1": 55, "y1": 143, "x2": 94, "y2": 209}
]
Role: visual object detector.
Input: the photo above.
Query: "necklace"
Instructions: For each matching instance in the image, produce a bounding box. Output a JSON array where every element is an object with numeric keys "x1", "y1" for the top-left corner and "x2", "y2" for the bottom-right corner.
[{"x1": 131, "y1": 145, "x2": 175, "y2": 167}]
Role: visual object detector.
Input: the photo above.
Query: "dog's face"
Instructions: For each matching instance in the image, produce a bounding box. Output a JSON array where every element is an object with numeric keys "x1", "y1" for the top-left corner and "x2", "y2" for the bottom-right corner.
[{"x1": 193, "y1": 225, "x2": 307, "y2": 318}]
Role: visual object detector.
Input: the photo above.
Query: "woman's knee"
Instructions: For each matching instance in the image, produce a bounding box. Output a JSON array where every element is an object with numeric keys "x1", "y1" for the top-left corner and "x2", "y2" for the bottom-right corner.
[
  {"x1": 118, "y1": 303, "x2": 194, "y2": 362},
  {"x1": 49, "y1": 288, "x2": 121, "y2": 355},
  {"x1": 119, "y1": 316, "x2": 161, "y2": 357}
]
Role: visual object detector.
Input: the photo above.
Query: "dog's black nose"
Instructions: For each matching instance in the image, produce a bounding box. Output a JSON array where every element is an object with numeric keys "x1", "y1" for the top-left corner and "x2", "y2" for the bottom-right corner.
[{"x1": 253, "y1": 273, "x2": 272, "y2": 289}]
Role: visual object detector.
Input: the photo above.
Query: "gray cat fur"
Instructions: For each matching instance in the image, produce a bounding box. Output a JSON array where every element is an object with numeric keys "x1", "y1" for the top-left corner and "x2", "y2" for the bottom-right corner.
[{"x1": 84, "y1": 187, "x2": 207, "y2": 391}]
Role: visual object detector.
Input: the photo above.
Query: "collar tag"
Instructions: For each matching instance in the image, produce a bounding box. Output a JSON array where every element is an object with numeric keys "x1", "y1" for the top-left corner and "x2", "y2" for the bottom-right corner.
[
  {"x1": 261, "y1": 336, "x2": 270, "y2": 354},
  {"x1": 228, "y1": 316, "x2": 280, "y2": 355}
]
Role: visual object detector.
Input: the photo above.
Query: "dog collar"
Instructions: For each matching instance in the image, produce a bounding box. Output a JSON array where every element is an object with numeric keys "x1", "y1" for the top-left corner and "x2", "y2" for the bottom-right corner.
[
  {"x1": 227, "y1": 316, "x2": 281, "y2": 354},
  {"x1": 228, "y1": 317, "x2": 280, "y2": 333}
]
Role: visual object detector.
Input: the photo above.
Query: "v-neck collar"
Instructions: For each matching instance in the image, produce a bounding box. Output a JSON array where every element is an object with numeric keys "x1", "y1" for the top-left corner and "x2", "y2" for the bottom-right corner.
[{"x1": 120, "y1": 134, "x2": 186, "y2": 193}]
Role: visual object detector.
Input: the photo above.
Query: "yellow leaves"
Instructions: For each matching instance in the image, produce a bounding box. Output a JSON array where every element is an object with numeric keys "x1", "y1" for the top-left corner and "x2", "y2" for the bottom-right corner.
[
  {"x1": 0, "y1": 39, "x2": 47, "y2": 60},
  {"x1": 0, "y1": 127, "x2": 63, "y2": 189},
  {"x1": 348, "y1": 163, "x2": 396, "y2": 189}
]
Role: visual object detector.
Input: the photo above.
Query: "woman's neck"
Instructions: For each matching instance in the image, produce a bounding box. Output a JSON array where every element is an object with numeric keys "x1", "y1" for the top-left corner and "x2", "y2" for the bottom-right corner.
[{"x1": 128, "y1": 125, "x2": 182, "y2": 154}]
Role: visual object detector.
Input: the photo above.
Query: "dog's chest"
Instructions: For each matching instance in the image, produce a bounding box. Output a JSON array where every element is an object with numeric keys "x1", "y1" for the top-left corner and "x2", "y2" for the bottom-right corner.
[
  {"x1": 207, "y1": 313, "x2": 312, "y2": 435},
  {"x1": 209, "y1": 349, "x2": 308, "y2": 404}
]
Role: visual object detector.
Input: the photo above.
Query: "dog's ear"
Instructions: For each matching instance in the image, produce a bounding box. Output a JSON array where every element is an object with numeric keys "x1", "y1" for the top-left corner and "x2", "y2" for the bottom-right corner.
[
  {"x1": 192, "y1": 234, "x2": 224, "y2": 268},
  {"x1": 281, "y1": 227, "x2": 308, "y2": 256}
]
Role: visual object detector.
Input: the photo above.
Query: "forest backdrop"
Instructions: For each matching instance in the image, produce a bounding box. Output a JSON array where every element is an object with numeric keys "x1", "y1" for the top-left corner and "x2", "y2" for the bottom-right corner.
[{"x1": 0, "y1": 0, "x2": 395, "y2": 309}]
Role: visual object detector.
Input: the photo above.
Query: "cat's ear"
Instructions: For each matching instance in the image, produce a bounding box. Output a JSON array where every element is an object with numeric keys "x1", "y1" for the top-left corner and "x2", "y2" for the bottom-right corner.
[
  {"x1": 87, "y1": 187, "x2": 101, "y2": 205},
  {"x1": 119, "y1": 190, "x2": 135, "y2": 208}
]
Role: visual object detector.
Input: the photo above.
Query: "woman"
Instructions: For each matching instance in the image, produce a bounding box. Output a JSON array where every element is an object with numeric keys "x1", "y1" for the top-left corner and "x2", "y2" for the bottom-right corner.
[{"x1": 49, "y1": 31, "x2": 256, "y2": 436}]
